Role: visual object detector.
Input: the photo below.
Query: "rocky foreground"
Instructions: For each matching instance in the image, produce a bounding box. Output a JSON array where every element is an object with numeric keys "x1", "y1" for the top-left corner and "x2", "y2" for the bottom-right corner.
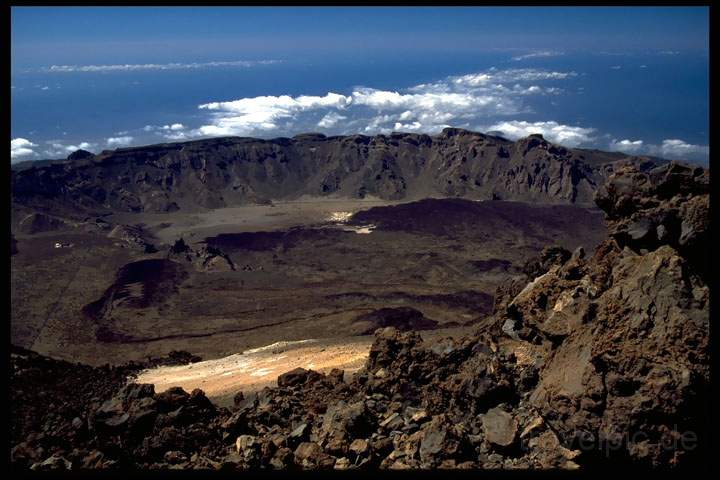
[{"x1": 10, "y1": 161, "x2": 709, "y2": 471}]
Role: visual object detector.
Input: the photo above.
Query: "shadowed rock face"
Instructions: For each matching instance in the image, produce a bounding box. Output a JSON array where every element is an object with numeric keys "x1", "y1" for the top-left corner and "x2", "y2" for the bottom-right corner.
[
  {"x1": 594, "y1": 161, "x2": 709, "y2": 281},
  {"x1": 11, "y1": 129, "x2": 650, "y2": 214},
  {"x1": 9, "y1": 162, "x2": 708, "y2": 470}
]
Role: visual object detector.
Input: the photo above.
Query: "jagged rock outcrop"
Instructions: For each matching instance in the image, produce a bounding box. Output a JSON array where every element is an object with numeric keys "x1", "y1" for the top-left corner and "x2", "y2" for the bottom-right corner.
[
  {"x1": 11, "y1": 129, "x2": 649, "y2": 213},
  {"x1": 107, "y1": 224, "x2": 157, "y2": 252},
  {"x1": 594, "y1": 161, "x2": 709, "y2": 280},
  {"x1": 167, "y1": 238, "x2": 236, "y2": 272},
  {"x1": 495, "y1": 161, "x2": 710, "y2": 467}
]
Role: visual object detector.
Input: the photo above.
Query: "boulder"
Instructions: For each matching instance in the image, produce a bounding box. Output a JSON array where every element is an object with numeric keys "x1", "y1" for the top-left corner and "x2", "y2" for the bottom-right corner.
[
  {"x1": 349, "y1": 438, "x2": 370, "y2": 456},
  {"x1": 269, "y1": 448, "x2": 293, "y2": 469},
  {"x1": 334, "y1": 457, "x2": 352, "y2": 470},
  {"x1": 322, "y1": 400, "x2": 374, "y2": 439},
  {"x1": 91, "y1": 397, "x2": 129, "y2": 434},
  {"x1": 482, "y1": 407, "x2": 517, "y2": 448},
  {"x1": 156, "y1": 386, "x2": 190, "y2": 408},
  {"x1": 164, "y1": 450, "x2": 188, "y2": 464},
  {"x1": 419, "y1": 423, "x2": 448, "y2": 463},
  {"x1": 293, "y1": 442, "x2": 332, "y2": 469},
  {"x1": 235, "y1": 435, "x2": 258, "y2": 455},
  {"x1": 277, "y1": 368, "x2": 312, "y2": 388},
  {"x1": 30, "y1": 454, "x2": 72, "y2": 471},
  {"x1": 379, "y1": 412, "x2": 404, "y2": 431}
]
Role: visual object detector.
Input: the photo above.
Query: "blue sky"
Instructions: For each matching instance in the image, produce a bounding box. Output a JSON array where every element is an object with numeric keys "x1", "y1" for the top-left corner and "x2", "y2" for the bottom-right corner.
[{"x1": 11, "y1": 7, "x2": 709, "y2": 164}]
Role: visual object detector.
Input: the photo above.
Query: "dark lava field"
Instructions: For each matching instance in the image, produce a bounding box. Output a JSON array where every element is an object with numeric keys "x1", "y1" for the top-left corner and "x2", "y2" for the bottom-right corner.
[{"x1": 11, "y1": 194, "x2": 605, "y2": 365}]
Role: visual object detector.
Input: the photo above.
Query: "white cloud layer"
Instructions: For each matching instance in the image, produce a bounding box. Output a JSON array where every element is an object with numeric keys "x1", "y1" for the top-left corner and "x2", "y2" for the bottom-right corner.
[
  {"x1": 140, "y1": 124, "x2": 189, "y2": 141},
  {"x1": 511, "y1": 50, "x2": 565, "y2": 61},
  {"x1": 609, "y1": 138, "x2": 709, "y2": 161},
  {"x1": 41, "y1": 60, "x2": 280, "y2": 73},
  {"x1": 11, "y1": 138, "x2": 38, "y2": 160},
  {"x1": 178, "y1": 67, "x2": 576, "y2": 138},
  {"x1": 317, "y1": 112, "x2": 347, "y2": 128},
  {"x1": 609, "y1": 139, "x2": 645, "y2": 154},
  {"x1": 658, "y1": 139, "x2": 709, "y2": 159},
  {"x1": 106, "y1": 136, "x2": 134, "y2": 147},
  {"x1": 41, "y1": 141, "x2": 96, "y2": 158},
  {"x1": 485, "y1": 120, "x2": 596, "y2": 147},
  {"x1": 196, "y1": 93, "x2": 353, "y2": 136}
]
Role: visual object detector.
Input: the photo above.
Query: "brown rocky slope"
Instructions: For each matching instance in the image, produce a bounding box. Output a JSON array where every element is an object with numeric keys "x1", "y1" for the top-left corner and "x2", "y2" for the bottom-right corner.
[{"x1": 10, "y1": 161, "x2": 709, "y2": 470}]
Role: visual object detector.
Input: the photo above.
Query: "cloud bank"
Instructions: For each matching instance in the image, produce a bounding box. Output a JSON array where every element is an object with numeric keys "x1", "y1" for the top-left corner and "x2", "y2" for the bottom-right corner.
[
  {"x1": 511, "y1": 50, "x2": 565, "y2": 61},
  {"x1": 485, "y1": 120, "x2": 596, "y2": 147},
  {"x1": 609, "y1": 139, "x2": 645, "y2": 154},
  {"x1": 40, "y1": 141, "x2": 96, "y2": 158},
  {"x1": 139, "y1": 66, "x2": 704, "y2": 161},
  {"x1": 41, "y1": 60, "x2": 280, "y2": 73},
  {"x1": 172, "y1": 67, "x2": 576, "y2": 139},
  {"x1": 11, "y1": 138, "x2": 37, "y2": 160},
  {"x1": 658, "y1": 139, "x2": 709, "y2": 158},
  {"x1": 609, "y1": 138, "x2": 709, "y2": 161},
  {"x1": 106, "y1": 136, "x2": 134, "y2": 147}
]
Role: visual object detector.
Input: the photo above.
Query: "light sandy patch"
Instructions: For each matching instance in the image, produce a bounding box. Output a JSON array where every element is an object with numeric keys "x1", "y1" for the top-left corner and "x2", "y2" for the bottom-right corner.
[
  {"x1": 111, "y1": 197, "x2": 403, "y2": 245},
  {"x1": 327, "y1": 211, "x2": 353, "y2": 223},
  {"x1": 243, "y1": 339, "x2": 318, "y2": 354},
  {"x1": 341, "y1": 224, "x2": 376, "y2": 234},
  {"x1": 133, "y1": 337, "x2": 373, "y2": 406}
]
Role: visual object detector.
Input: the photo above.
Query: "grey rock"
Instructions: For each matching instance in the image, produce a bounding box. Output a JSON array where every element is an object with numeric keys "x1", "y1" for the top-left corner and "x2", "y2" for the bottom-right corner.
[{"x1": 482, "y1": 408, "x2": 517, "y2": 448}]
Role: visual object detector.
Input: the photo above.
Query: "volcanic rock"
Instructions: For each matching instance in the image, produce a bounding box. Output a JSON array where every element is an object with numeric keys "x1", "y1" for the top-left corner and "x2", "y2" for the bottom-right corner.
[
  {"x1": 294, "y1": 442, "x2": 333, "y2": 469},
  {"x1": 482, "y1": 407, "x2": 518, "y2": 448},
  {"x1": 12, "y1": 129, "x2": 654, "y2": 214},
  {"x1": 322, "y1": 400, "x2": 374, "y2": 440},
  {"x1": 30, "y1": 454, "x2": 72, "y2": 471},
  {"x1": 277, "y1": 368, "x2": 313, "y2": 388},
  {"x1": 349, "y1": 438, "x2": 370, "y2": 456}
]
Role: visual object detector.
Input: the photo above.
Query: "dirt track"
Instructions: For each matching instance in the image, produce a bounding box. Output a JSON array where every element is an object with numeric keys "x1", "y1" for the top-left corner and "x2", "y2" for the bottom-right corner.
[{"x1": 134, "y1": 337, "x2": 373, "y2": 407}]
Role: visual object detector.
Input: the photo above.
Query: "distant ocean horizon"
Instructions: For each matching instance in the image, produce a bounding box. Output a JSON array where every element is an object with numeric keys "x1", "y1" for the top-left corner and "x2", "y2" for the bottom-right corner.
[{"x1": 11, "y1": 49, "x2": 709, "y2": 164}]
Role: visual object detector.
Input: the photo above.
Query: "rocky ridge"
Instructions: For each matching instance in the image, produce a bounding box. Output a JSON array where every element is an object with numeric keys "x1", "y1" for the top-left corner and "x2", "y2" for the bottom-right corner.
[
  {"x1": 11, "y1": 129, "x2": 651, "y2": 215},
  {"x1": 10, "y1": 161, "x2": 709, "y2": 470}
]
